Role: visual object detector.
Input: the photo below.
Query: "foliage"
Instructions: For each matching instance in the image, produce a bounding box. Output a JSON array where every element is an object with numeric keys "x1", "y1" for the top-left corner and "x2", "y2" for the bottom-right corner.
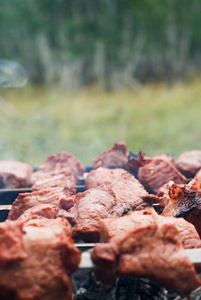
[{"x1": 1, "y1": 0, "x2": 201, "y2": 89}]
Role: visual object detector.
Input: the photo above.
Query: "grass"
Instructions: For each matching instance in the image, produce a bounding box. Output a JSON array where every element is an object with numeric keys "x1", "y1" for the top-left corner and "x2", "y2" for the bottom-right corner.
[{"x1": 1, "y1": 79, "x2": 201, "y2": 167}]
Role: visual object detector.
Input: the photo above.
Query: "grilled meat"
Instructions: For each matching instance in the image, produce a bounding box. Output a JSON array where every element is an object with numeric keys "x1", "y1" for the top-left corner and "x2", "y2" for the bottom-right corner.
[
  {"x1": 162, "y1": 178, "x2": 201, "y2": 237},
  {"x1": 0, "y1": 218, "x2": 80, "y2": 300},
  {"x1": 17, "y1": 204, "x2": 71, "y2": 223},
  {"x1": 93, "y1": 142, "x2": 129, "y2": 170},
  {"x1": 99, "y1": 207, "x2": 201, "y2": 249},
  {"x1": 91, "y1": 221, "x2": 201, "y2": 296},
  {"x1": 31, "y1": 151, "x2": 86, "y2": 185},
  {"x1": 85, "y1": 167, "x2": 128, "y2": 189},
  {"x1": 32, "y1": 173, "x2": 76, "y2": 191},
  {"x1": 7, "y1": 186, "x2": 75, "y2": 220},
  {"x1": 138, "y1": 157, "x2": 187, "y2": 194},
  {"x1": 0, "y1": 160, "x2": 33, "y2": 189},
  {"x1": 175, "y1": 150, "x2": 201, "y2": 178},
  {"x1": 69, "y1": 173, "x2": 156, "y2": 242}
]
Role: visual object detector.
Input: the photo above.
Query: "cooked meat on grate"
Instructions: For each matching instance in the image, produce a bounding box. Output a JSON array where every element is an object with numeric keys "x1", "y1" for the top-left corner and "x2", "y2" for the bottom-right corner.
[
  {"x1": 138, "y1": 157, "x2": 187, "y2": 194},
  {"x1": 69, "y1": 185, "x2": 116, "y2": 242},
  {"x1": 0, "y1": 160, "x2": 33, "y2": 189},
  {"x1": 17, "y1": 204, "x2": 72, "y2": 224},
  {"x1": 127, "y1": 151, "x2": 174, "y2": 174},
  {"x1": 91, "y1": 221, "x2": 201, "y2": 297},
  {"x1": 0, "y1": 218, "x2": 81, "y2": 300},
  {"x1": 85, "y1": 167, "x2": 128, "y2": 189},
  {"x1": 32, "y1": 173, "x2": 76, "y2": 191},
  {"x1": 7, "y1": 186, "x2": 76, "y2": 220},
  {"x1": 162, "y1": 178, "x2": 201, "y2": 237},
  {"x1": 175, "y1": 150, "x2": 201, "y2": 178},
  {"x1": 31, "y1": 151, "x2": 86, "y2": 185},
  {"x1": 93, "y1": 141, "x2": 129, "y2": 170},
  {"x1": 69, "y1": 174, "x2": 157, "y2": 242},
  {"x1": 99, "y1": 207, "x2": 201, "y2": 249}
]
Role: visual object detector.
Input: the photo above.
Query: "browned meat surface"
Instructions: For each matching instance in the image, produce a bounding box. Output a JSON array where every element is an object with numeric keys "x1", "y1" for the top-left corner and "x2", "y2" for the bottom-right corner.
[
  {"x1": 85, "y1": 167, "x2": 129, "y2": 189},
  {"x1": 91, "y1": 221, "x2": 201, "y2": 296},
  {"x1": 108, "y1": 173, "x2": 154, "y2": 217},
  {"x1": 127, "y1": 152, "x2": 174, "y2": 174},
  {"x1": 0, "y1": 160, "x2": 33, "y2": 188},
  {"x1": 0, "y1": 218, "x2": 81, "y2": 300},
  {"x1": 31, "y1": 151, "x2": 86, "y2": 185},
  {"x1": 32, "y1": 173, "x2": 76, "y2": 191},
  {"x1": 99, "y1": 207, "x2": 201, "y2": 249},
  {"x1": 17, "y1": 204, "x2": 72, "y2": 224},
  {"x1": 138, "y1": 157, "x2": 187, "y2": 194},
  {"x1": 70, "y1": 185, "x2": 116, "y2": 242},
  {"x1": 175, "y1": 150, "x2": 201, "y2": 178},
  {"x1": 70, "y1": 174, "x2": 156, "y2": 242},
  {"x1": 93, "y1": 141, "x2": 129, "y2": 169},
  {"x1": 8, "y1": 186, "x2": 76, "y2": 220},
  {"x1": 162, "y1": 178, "x2": 201, "y2": 237}
]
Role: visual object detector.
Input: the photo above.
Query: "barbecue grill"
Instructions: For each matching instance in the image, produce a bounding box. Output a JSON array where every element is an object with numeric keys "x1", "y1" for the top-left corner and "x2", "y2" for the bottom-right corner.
[{"x1": 0, "y1": 166, "x2": 201, "y2": 300}]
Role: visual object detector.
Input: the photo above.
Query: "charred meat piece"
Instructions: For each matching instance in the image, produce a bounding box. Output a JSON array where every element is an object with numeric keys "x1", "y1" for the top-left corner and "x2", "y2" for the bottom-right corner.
[
  {"x1": 32, "y1": 173, "x2": 76, "y2": 191},
  {"x1": 93, "y1": 141, "x2": 129, "y2": 169},
  {"x1": 138, "y1": 157, "x2": 187, "y2": 194},
  {"x1": 0, "y1": 218, "x2": 81, "y2": 300},
  {"x1": 85, "y1": 167, "x2": 130, "y2": 189},
  {"x1": 17, "y1": 204, "x2": 72, "y2": 224},
  {"x1": 127, "y1": 152, "x2": 174, "y2": 174},
  {"x1": 91, "y1": 221, "x2": 201, "y2": 297},
  {"x1": 69, "y1": 174, "x2": 156, "y2": 242},
  {"x1": 99, "y1": 207, "x2": 201, "y2": 249},
  {"x1": 175, "y1": 150, "x2": 201, "y2": 178},
  {"x1": 31, "y1": 151, "x2": 86, "y2": 185},
  {"x1": 8, "y1": 186, "x2": 76, "y2": 220},
  {"x1": 162, "y1": 178, "x2": 201, "y2": 237},
  {"x1": 0, "y1": 160, "x2": 33, "y2": 189}
]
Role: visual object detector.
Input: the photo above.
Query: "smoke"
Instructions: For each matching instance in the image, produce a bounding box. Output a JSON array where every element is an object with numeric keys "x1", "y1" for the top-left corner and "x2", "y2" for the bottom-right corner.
[{"x1": 0, "y1": 59, "x2": 27, "y2": 89}]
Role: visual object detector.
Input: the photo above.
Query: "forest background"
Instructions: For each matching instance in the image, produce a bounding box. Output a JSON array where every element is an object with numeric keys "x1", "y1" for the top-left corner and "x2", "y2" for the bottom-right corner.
[{"x1": 1, "y1": 0, "x2": 201, "y2": 165}]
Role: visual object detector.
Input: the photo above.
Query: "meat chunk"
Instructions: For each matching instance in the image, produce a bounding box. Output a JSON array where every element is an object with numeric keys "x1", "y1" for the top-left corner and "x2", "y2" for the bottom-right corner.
[
  {"x1": 32, "y1": 173, "x2": 76, "y2": 191},
  {"x1": 0, "y1": 160, "x2": 33, "y2": 188},
  {"x1": 175, "y1": 150, "x2": 201, "y2": 178},
  {"x1": 91, "y1": 221, "x2": 201, "y2": 296},
  {"x1": 93, "y1": 141, "x2": 129, "y2": 169},
  {"x1": 99, "y1": 207, "x2": 201, "y2": 249},
  {"x1": 162, "y1": 178, "x2": 201, "y2": 237},
  {"x1": 17, "y1": 204, "x2": 72, "y2": 225},
  {"x1": 127, "y1": 152, "x2": 174, "y2": 174},
  {"x1": 70, "y1": 185, "x2": 116, "y2": 242},
  {"x1": 70, "y1": 174, "x2": 156, "y2": 242},
  {"x1": 31, "y1": 151, "x2": 86, "y2": 185},
  {"x1": 138, "y1": 157, "x2": 187, "y2": 194},
  {"x1": 108, "y1": 173, "x2": 154, "y2": 217},
  {"x1": 8, "y1": 186, "x2": 76, "y2": 220},
  {"x1": 85, "y1": 167, "x2": 129, "y2": 189},
  {"x1": 0, "y1": 218, "x2": 81, "y2": 300}
]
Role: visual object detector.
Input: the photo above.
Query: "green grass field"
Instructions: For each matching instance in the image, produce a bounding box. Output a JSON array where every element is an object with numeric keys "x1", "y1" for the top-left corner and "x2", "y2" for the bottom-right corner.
[{"x1": 1, "y1": 80, "x2": 201, "y2": 167}]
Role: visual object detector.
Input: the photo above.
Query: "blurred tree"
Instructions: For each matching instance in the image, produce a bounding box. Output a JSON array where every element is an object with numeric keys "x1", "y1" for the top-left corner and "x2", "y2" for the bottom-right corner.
[{"x1": 0, "y1": 0, "x2": 201, "y2": 89}]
